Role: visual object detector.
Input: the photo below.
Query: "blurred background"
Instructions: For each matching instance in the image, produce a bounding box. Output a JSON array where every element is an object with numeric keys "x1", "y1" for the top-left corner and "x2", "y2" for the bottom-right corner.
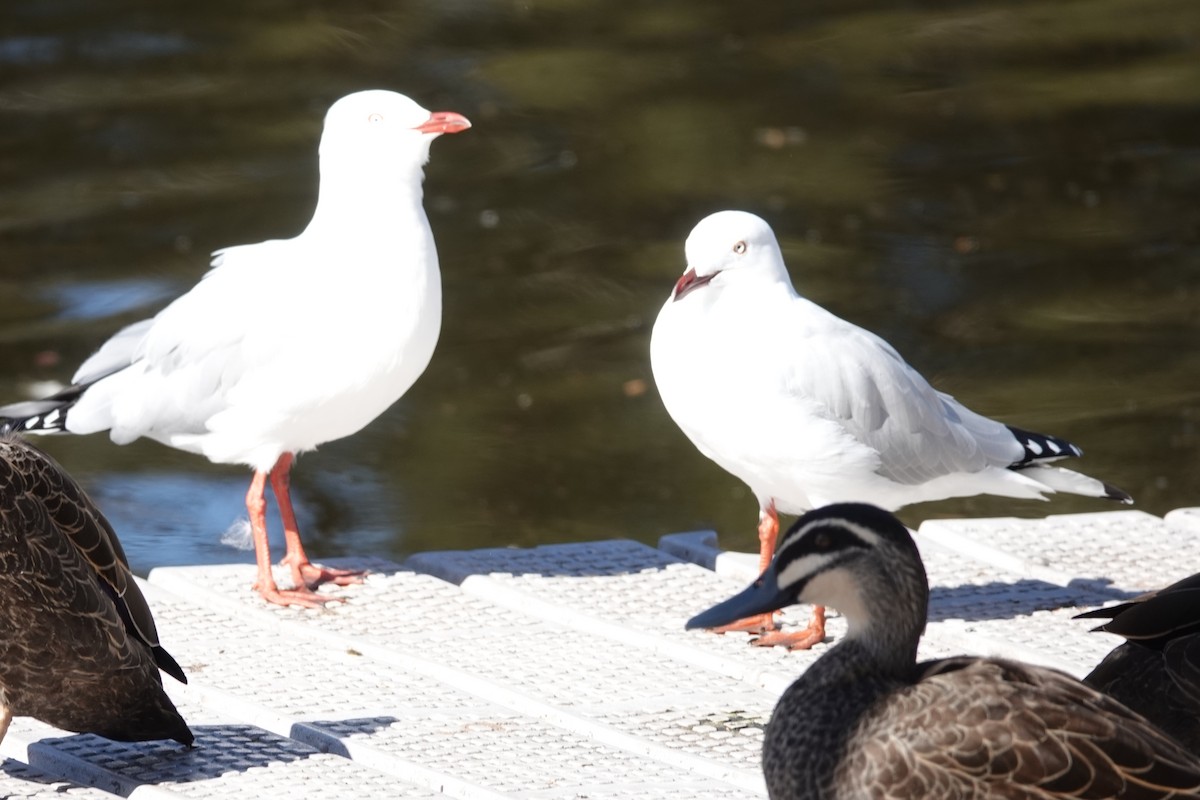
[{"x1": 0, "y1": 0, "x2": 1197, "y2": 575}]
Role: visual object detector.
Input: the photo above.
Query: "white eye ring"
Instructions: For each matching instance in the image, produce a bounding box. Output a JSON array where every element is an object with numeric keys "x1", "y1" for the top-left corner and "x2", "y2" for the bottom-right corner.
[
  {"x1": 368, "y1": 113, "x2": 384, "y2": 123},
  {"x1": 733, "y1": 241, "x2": 747, "y2": 254}
]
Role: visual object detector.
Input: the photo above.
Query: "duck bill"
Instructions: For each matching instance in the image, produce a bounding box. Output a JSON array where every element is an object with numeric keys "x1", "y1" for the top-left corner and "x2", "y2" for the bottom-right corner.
[
  {"x1": 414, "y1": 111, "x2": 472, "y2": 135},
  {"x1": 672, "y1": 268, "x2": 714, "y2": 302},
  {"x1": 686, "y1": 564, "x2": 789, "y2": 630}
]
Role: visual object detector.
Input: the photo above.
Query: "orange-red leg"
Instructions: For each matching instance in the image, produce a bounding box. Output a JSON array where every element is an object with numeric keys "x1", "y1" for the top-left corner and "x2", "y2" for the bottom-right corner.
[
  {"x1": 247, "y1": 463, "x2": 330, "y2": 608},
  {"x1": 747, "y1": 501, "x2": 826, "y2": 650},
  {"x1": 756, "y1": 502, "x2": 778, "y2": 574},
  {"x1": 752, "y1": 605, "x2": 827, "y2": 651},
  {"x1": 712, "y1": 502, "x2": 783, "y2": 635},
  {"x1": 269, "y1": 452, "x2": 364, "y2": 589},
  {"x1": 708, "y1": 501, "x2": 829, "y2": 650}
]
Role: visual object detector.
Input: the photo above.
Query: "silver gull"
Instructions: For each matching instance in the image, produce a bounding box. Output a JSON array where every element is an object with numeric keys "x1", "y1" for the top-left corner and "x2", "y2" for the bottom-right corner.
[
  {"x1": 651, "y1": 210, "x2": 1131, "y2": 648},
  {"x1": 0, "y1": 90, "x2": 471, "y2": 607}
]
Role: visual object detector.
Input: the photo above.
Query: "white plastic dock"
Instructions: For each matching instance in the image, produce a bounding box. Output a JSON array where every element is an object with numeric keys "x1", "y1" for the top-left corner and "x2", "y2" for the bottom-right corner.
[{"x1": 1, "y1": 507, "x2": 1197, "y2": 799}]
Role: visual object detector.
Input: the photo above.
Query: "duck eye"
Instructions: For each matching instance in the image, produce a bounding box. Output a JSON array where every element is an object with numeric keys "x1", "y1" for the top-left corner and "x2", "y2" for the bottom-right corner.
[
  {"x1": 367, "y1": 113, "x2": 384, "y2": 123},
  {"x1": 733, "y1": 241, "x2": 747, "y2": 254}
]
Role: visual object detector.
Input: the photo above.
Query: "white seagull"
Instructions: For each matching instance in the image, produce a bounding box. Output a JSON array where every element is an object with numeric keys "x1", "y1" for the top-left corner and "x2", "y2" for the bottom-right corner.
[
  {"x1": 0, "y1": 90, "x2": 470, "y2": 607},
  {"x1": 651, "y1": 210, "x2": 1131, "y2": 648}
]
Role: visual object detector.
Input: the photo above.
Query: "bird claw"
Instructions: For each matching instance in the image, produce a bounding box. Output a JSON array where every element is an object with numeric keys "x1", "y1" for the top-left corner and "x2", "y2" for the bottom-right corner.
[
  {"x1": 294, "y1": 562, "x2": 366, "y2": 589},
  {"x1": 710, "y1": 612, "x2": 781, "y2": 636},
  {"x1": 254, "y1": 584, "x2": 343, "y2": 609},
  {"x1": 751, "y1": 607, "x2": 827, "y2": 651},
  {"x1": 751, "y1": 626, "x2": 826, "y2": 651}
]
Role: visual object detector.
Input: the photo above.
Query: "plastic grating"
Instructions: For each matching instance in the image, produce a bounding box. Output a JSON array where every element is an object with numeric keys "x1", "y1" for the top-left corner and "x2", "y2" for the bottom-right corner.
[
  {"x1": 312, "y1": 710, "x2": 762, "y2": 798},
  {"x1": 917, "y1": 510, "x2": 1190, "y2": 595},
  {"x1": 149, "y1": 559, "x2": 765, "y2": 797},
  {"x1": 514, "y1": 784, "x2": 757, "y2": 800},
  {"x1": 2, "y1": 700, "x2": 437, "y2": 800},
  {"x1": 152, "y1": 559, "x2": 578, "y2": 649},
  {"x1": 3, "y1": 509, "x2": 1190, "y2": 799},
  {"x1": 142, "y1": 579, "x2": 477, "y2": 721},
  {"x1": 410, "y1": 540, "x2": 841, "y2": 689},
  {"x1": 0, "y1": 758, "x2": 119, "y2": 799},
  {"x1": 661, "y1": 525, "x2": 1131, "y2": 678},
  {"x1": 918, "y1": 546, "x2": 1121, "y2": 676},
  {"x1": 592, "y1": 705, "x2": 769, "y2": 771},
  {"x1": 1166, "y1": 507, "x2": 1200, "y2": 534}
]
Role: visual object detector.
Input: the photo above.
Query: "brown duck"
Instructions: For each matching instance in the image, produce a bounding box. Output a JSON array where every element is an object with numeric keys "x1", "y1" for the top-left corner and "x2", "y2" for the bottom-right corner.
[
  {"x1": 689, "y1": 503, "x2": 1200, "y2": 799},
  {"x1": 0, "y1": 435, "x2": 192, "y2": 745}
]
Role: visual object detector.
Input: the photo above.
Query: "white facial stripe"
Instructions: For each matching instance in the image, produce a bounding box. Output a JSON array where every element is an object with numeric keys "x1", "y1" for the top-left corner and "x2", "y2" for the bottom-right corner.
[
  {"x1": 772, "y1": 514, "x2": 888, "y2": 594},
  {"x1": 778, "y1": 515, "x2": 885, "y2": 554},
  {"x1": 777, "y1": 551, "x2": 839, "y2": 589}
]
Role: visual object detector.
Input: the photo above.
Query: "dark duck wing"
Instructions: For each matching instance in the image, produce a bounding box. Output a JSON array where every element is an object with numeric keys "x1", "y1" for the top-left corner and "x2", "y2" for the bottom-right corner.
[
  {"x1": 0, "y1": 435, "x2": 192, "y2": 744},
  {"x1": 1077, "y1": 573, "x2": 1200, "y2": 752}
]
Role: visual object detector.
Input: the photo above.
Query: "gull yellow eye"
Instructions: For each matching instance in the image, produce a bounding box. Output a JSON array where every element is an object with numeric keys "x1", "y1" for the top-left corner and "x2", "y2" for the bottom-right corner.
[
  {"x1": 367, "y1": 113, "x2": 384, "y2": 123},
  {"x1": 733, "y1": 241, "x2": 747, "y2": 254}
]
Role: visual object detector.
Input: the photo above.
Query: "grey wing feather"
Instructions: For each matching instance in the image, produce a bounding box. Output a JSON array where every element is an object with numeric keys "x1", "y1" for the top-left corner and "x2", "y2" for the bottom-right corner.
[
  {"x1": 74, "y1": 246, "x2": 259, "y2": 386},
  {"x1": 72, "y1": 319, "x2": 154, "y2": 385},
  {"x1": 0, "y1": 320, "x2": 153, "y2": 433},
  {"x1": 785, "y1": 324, "x2": 1023, "y2": 485}
]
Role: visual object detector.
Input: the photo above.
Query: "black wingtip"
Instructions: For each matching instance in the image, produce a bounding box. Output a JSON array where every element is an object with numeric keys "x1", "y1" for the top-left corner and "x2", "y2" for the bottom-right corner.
[
  {"x1": 1005, "y1": 425, "x2": 1083, "y2": 467},
  {"x1": 1074, "y1": 605, "x2": 1118, "y2": 621},
  {"x1": 0, "y1": 381, "x2": 94, "y2": 434},
  {"x1": 153, "y1": 645, "x2": 188, "y2": 685},
  {"x1": 1104, "y1": 482, "x2": 1134, "y2": 505},
  {"x1": 175, "y1": 724, "x2": 196, "y2": 747},
  {"x1": 0, "y1": 406, "x2": 71, "y2": 434}
]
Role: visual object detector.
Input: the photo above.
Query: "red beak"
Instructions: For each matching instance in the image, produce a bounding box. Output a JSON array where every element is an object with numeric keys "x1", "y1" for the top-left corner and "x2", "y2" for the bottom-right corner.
[
  {"x1": 673, "y1": 268, "x2": 714, "y2": 301},
  {"x1": 414, "y1": 111, "x2": 472, "y2": 135}
]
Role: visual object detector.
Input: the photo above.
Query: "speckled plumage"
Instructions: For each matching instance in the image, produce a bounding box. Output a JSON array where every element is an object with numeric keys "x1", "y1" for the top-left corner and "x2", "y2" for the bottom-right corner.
[
  {"x1": 0, "y1": 435, "x2": 192, "y2": 745},
  {"x1": 1078, "y1": 573, "x2": 1200, "y2": 753},
  {"x1": 688, "y1": 504, "x2": 1200, "y2": 799}
]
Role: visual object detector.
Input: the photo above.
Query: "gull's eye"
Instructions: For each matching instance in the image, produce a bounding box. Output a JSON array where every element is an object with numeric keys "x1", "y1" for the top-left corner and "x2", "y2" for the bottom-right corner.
[
  {"x1": 733, "y1": 240, "x2": 747, "y2": 254},
  {"x1": 367, "y1": 113, "x2": 384, "y2": 123}
]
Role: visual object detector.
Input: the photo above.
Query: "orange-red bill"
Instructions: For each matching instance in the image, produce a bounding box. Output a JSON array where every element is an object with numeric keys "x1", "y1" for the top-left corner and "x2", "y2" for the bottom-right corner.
[{"x1": 414, "y1": 111, "x2": 472, "y2": 135}]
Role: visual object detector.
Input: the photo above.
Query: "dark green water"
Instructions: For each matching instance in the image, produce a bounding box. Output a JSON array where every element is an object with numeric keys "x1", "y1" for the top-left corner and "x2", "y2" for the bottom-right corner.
[{"x1": 1, "y1": 1, "x2": 1197, "y2": 574}]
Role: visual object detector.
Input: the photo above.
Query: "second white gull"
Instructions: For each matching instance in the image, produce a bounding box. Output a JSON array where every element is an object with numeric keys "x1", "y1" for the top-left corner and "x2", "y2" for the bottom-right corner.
[
  {"x1": 0, "y1": 90, "x2": 471, "y2": 607},
  {"x1": 651, "y1": 210, "x2": 1130, "y2": 648}
]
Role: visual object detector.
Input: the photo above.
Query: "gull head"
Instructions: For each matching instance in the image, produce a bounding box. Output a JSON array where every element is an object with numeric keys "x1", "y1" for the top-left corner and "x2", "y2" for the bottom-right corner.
[
  {"x1": 319, "y1": 90, "x2": 471, "y2": 173},
  {"x1": 671, "y1": 210, "x2": 788, "y2": 302}
]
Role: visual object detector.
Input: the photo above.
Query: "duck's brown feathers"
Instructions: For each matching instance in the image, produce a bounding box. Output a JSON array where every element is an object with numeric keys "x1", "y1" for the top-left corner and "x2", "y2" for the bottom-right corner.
[
  {"x1": 837, "y1": 656, "x2": 1200, "y2": 799},
  {"x1": 0, "y1": 435, "x2": 191, "y2": 744}
]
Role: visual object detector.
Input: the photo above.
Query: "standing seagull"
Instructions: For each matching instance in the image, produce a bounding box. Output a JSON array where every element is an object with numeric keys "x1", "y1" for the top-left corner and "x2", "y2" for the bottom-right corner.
[
  {"x1": 651, "y1": 210, "x2": 1130, "y2": 648},
  {"x1": 0, "y1": 90, "x2": 470, "y2": 607}
]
